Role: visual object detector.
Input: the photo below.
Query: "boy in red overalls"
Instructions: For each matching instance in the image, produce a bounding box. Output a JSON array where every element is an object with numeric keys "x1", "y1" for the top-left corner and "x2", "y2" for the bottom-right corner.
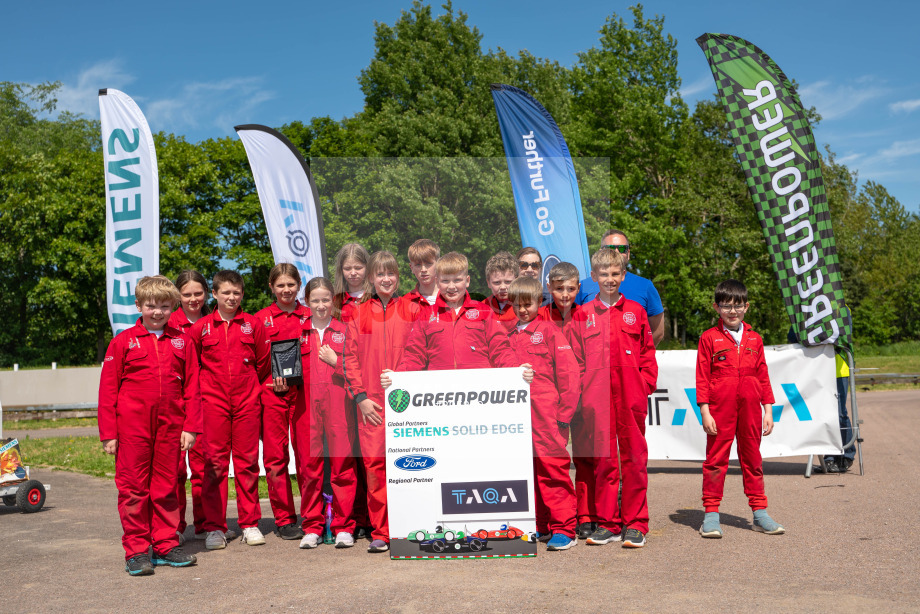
[
  {"x1": 538, "y1": 261, "x2": 580, "y2": 329},
  {"x1": 569, "y1": 249, "x2": 657, "y2": 548},
  {"x1": 99, "y1": 275, "x2": 201, "y2": 575},
  {"x1": 507, "y1": 276, "x2": 579, "y2": 550},
  {"x1": 482, "y1": 251, "x2": 520, "y2": 331},
  {"x1": 697, "y1": 279, "x2": 784, "y2": 538},
  {"x1": 189, "y1": 270, "x2": 270, "y2": 550}
]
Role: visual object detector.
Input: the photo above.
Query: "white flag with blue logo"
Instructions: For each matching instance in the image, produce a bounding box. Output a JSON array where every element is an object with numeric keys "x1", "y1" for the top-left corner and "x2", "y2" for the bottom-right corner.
[
  {"x1": 235, "y1": 125, "x2": 327, "y2": 299},
  {"x1": 99, "y1": 89, "x2": 159, "y2": 336}
]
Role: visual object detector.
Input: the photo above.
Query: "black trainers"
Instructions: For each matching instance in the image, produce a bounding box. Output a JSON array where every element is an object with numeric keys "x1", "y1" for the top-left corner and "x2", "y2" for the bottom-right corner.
[
  {"x1": 840, "y1": 457, "x2": 854, "y2": 472},
  {"x1": 275, "y1": 523, "x2": 305, "y2": 540},
  {"x1": 125, "y1": 554, "x2": 154, "y2": 576},
  {"x1": 621, "y1": 528, "x2": 646, "y2": 548},
  {"x1": 576, "y1": 521, "x2": 598, "y2": 540},
  {"x1": 822, "y1": 457, "x2": 840, "y2": 473},
  {"x1": 586, "y1": 527, "x2": 622, "y2": 545},
  {"x1": 152, "y1": 547, "x2": 197, "y2": 567}
]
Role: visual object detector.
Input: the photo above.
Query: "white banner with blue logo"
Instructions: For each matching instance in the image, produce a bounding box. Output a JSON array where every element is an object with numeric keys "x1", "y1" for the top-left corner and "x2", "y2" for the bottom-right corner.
[
  {"x1": 99, "y1": 89, "x2": 159, "y2": 336},
  {"x1": 647, "y1": 344, "x2": 842, "y2": 460},
  {"x1": 491, "y1": 84, "x2": 591, "y2": 283},
  {"x1": 385, "y1": 367, "x2": 537, "y2": 559},
  {"x1": 235, "y1": 125, "x2": 327, "y2": 299}
]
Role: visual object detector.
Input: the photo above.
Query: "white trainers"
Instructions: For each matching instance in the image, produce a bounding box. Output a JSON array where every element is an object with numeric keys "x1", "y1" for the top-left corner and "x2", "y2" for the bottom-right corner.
[
  {"x1": 241, "y1": 526, "x2": 266, "y2": 546},
  {"x1": 299, "y1": 533, "x2": 321, "y2": 549},
  {"x1": 205, "y1": 530, "x2": 227, "y2": 550},
  {"x1": 334, "y1": 532, "x2": 355, "y2": 549}
]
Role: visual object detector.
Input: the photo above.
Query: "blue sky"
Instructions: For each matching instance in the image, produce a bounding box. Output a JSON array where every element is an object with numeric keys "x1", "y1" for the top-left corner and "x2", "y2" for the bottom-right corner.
[{"x1": 5, "y1": 0, "x2": 919, "y2": 211}]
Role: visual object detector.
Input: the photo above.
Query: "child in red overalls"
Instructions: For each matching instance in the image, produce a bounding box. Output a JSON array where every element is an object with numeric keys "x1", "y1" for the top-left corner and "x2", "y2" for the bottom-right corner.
[
  {"x1": 569, "y1": 249, "x2": 657, "y2": 548},
  {"x1": 697, "y1": 279, "x2": 784, "y2": 538},
  {"x1": 169, "y1": 270, "x2": 210, "y2": 543},
  {"x1": 99, "y1": 275, "x2": 200, "y2": 575},
  {"x1": 286, "y1": 277, "x2": 358, "y2": 549},
  {"x1": 507, "y1": 276, "x2": 579, "y2": 550},
  {"x1": 189, "y1": 270, "x2": 270, "y2": 550},
  {"x1": 255, "y1": 263, "x2": 309, "y2": 542}
]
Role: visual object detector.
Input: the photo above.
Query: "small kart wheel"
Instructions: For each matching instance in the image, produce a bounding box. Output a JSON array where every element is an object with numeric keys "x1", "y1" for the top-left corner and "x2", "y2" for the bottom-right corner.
[
  {"x1": 414, "y1": 530, "x2": 428, "y2": 542},
  {"x1": 3, "y1": 495, "x2": 17, "y2": 507},
  {"x1": 16, "y1": 480, "x2": 46, "y2": 513},
  {"x1": 443, "y1": 531, "x2": 455, "y2": 541},
  {"x1": 431, "y1": 540, "x2": 446, "y2": 553},
  {"x1": 470, "y1": 539, "x2": 484, "y2": 552}
]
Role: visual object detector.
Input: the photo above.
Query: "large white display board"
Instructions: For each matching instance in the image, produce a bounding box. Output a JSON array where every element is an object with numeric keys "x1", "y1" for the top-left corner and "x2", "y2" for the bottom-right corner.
[{"x1": 386, "y1": 368, "x2": 537, "y2": 559}]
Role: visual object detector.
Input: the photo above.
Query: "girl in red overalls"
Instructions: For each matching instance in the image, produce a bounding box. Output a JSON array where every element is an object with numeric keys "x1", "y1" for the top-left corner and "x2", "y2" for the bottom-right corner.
[
  {"x1": 332, "y1": 243, "x2": 372, "y2": 538},
  {"x1": 255, "y1": 263, "x2": 310, "y2": 541},
  {"x1": 287, "y1": 277, "x2": 358, "y2": 549},
  {"x1": 170, "y1": 270, "x2": 210, "y2": 543}
]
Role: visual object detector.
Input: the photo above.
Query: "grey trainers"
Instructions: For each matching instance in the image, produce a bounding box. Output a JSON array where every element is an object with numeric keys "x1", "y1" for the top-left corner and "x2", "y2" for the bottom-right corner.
[
  {"x1": 752, "y1": 510, "x2": 785, "y2": 535},
  {"x1": 621, "y1": 528, "x2": 646, "y2": 548},
  {"x1": 586, "y1": 526, "x2": 622, "y2": 545},
  {"x1": 699, "y1": 512, "x2": 723, "y2": 538},
  {"x1": 205, "y1": 530, "x2": 227, "y2": 550},
  {"x1": 367, "y1": 539, "x2": 389, "y2": 553},
  {"x1": 299, "y1": 533, "x2": 321, "y2": 549}
]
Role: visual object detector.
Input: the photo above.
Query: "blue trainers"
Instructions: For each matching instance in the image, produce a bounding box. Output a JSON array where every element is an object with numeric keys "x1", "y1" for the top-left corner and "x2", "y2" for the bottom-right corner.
[
  {"x1": 699, "y1": 512, "x2": 722, "y2": 538},
  {"x1": 752, "y1": 510, "x2": 785, "y2": 535},
  {"x1": 546, "y1": 533, "x2": 577, "y2": 551},
  {"x1": 151, "y1": 547, "x2": 197, "y2": 567}
]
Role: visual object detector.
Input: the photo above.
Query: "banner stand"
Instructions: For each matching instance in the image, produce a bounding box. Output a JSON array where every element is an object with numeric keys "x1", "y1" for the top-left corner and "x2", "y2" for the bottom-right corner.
[{"x1": 805, "y1": 347, "x2": 864, "y2": 478}]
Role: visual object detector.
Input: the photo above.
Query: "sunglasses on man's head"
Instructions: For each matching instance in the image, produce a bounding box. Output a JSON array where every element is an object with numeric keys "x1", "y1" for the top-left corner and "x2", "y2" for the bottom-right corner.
[
  {"x1": 518, "y1": 261, "x2": 542, "y2": 270},
  {"x1": 602, "y1": 244, "x2": 629, "y2": 254}
]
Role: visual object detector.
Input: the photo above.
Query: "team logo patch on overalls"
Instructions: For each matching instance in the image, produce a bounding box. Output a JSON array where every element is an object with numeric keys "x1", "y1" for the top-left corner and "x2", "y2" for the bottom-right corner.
[
  {"x1": 202, "y1": 323, "x2": 211, "y2": 337},
  {"x1": 263, "y1": 315, "x2": 273, "y2": 327},
  {"x1": 531, "y1": 331, "x2": 544, "y2": 344},
  {"x1": 623, "y1": 312, "x2": 636, "y2": 325},
  {"x1": 587, "y1": 314, "x2": 596, "y2": 329},
  {"x1": 171, "y1": 338, "x2": 185, "y2": 349},
  {"x1": 300, "y1": 315, "x2": 308, "y2": 325},
  {"x1": 240, "y1": 322, "x2": 253, "y2": 335},
  {"x1": 429, "y1": 313, "x2": 439, "y2": 323},
  {"x1": 465, "y1": 309, "x2": 480, "y2": 320},
  {"x1": 331, "y1": 332, "x2": 345, "y2": 344},
  {"x1": 128, "y1": 338, "x2": 139, "y2": 350}
]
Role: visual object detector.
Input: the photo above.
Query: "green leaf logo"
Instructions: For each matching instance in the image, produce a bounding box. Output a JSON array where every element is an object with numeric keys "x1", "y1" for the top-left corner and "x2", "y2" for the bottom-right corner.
[{"x1": 388, "y1": 389, "x2": 411, "y2": 413}]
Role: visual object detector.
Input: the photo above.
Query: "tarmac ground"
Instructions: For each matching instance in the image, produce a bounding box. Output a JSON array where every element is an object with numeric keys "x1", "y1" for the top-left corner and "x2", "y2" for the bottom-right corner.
[{"x1": 3, "y1": 389, "x2": 918, "y2": 613}]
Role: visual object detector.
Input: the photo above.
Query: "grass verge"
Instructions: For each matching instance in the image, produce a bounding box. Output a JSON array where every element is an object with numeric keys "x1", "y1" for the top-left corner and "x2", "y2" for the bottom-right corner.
[
  {"x1": 3, "y1": 417, "x2": 98, "y2": 431},
  {"x1": 14, "y1": 436, "x2": 277, "y2": 500}
]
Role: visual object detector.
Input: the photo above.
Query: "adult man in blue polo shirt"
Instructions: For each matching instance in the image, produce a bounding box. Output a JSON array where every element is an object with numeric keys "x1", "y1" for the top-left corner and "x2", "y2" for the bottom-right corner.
[{"x1": 575, "y1": 229, "x2": 665, "y2": 345}]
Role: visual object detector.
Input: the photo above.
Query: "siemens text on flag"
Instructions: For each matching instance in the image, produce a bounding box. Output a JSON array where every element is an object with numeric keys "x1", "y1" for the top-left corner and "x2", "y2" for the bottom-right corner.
[{"x1": 99, "y1": 89, "x2": 159, "y2": 336}]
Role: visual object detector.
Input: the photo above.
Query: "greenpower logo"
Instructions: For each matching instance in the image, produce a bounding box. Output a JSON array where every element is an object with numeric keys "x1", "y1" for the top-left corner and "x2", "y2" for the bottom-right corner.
[{"x1": 389, "y1": 389, "x2": 411, "y2": 413}]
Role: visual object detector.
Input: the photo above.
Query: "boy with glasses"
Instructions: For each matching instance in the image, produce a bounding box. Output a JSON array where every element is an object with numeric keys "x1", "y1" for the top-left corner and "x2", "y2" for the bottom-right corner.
[{"x1": 696, "y1": 279, "x2": 784, "y2": 539}]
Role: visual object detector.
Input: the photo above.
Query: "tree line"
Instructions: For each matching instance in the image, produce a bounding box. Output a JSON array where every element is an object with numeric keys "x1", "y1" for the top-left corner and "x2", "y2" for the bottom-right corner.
[{"x1": 1, "y1": 2, "x2": 917, "y2": 367}]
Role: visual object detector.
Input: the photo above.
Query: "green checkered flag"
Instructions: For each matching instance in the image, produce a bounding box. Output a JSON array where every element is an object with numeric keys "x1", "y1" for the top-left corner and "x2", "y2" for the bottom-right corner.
[{"x1": 697, "y1": 33, "x2": 852, "y2": 350}]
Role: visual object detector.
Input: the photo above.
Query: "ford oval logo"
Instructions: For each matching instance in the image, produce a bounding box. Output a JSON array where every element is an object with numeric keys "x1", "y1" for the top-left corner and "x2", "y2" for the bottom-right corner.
[{"x1": 394, "y1": 455, "x2": 437, "y2": 471}]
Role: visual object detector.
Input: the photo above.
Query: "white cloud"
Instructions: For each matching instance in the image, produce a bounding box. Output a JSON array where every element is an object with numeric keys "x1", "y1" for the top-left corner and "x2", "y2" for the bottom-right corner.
[
  {"x1": 54, "y1": 60, "x2": 135, "y2": 117},
  {"x1": 145, "y1": 77, "x2": 276, "y2": 132},
  {"x1": 679, "y1": 75, "x2": 714, "y2": 100},
  {"x1": 836, "y1": 153, "x2": 863, "y2": 165},
  {"x1": 879, "y1": 139, "x2": 920, "y2": 159},
  {"x1": 890, "y1": 99, "x2": 920, "y2": 114},
  {"x1": 47, "y1": 61, "x2": 275, "y2": 135},
  {"x1": 798, "y1": 78, "x2": 887, "y2": 121}
]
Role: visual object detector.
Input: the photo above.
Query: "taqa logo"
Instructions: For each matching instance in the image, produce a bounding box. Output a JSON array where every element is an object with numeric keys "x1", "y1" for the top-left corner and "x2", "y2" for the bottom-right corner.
[
  {"x1": 441, "y1": 480, "x2": 529, "y2": 514},
  {"x1": 331, "y1": 332, "x2": 345, "y2": 344},
  {"x1": 389, "y1": 389, "x2": 411, "y2": 413},
  {"x1": 171, "y1": 338, "x2": 185, "y2": 350},
  {"x1": 531, "y1": 331, "x2": 544, "y2": 344},
  {"x1": 240, "y1": 322, "x2": 253, "y2": 335},
  {"x1": 394, "y1": 455, "x2": 437, "y2": 472},
  {"x1": 623, "y1": 312, "x2": 636, "y2": 326},
  {"x1": 465, "y1": 309, "x2": 480, "y2": 320}
]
